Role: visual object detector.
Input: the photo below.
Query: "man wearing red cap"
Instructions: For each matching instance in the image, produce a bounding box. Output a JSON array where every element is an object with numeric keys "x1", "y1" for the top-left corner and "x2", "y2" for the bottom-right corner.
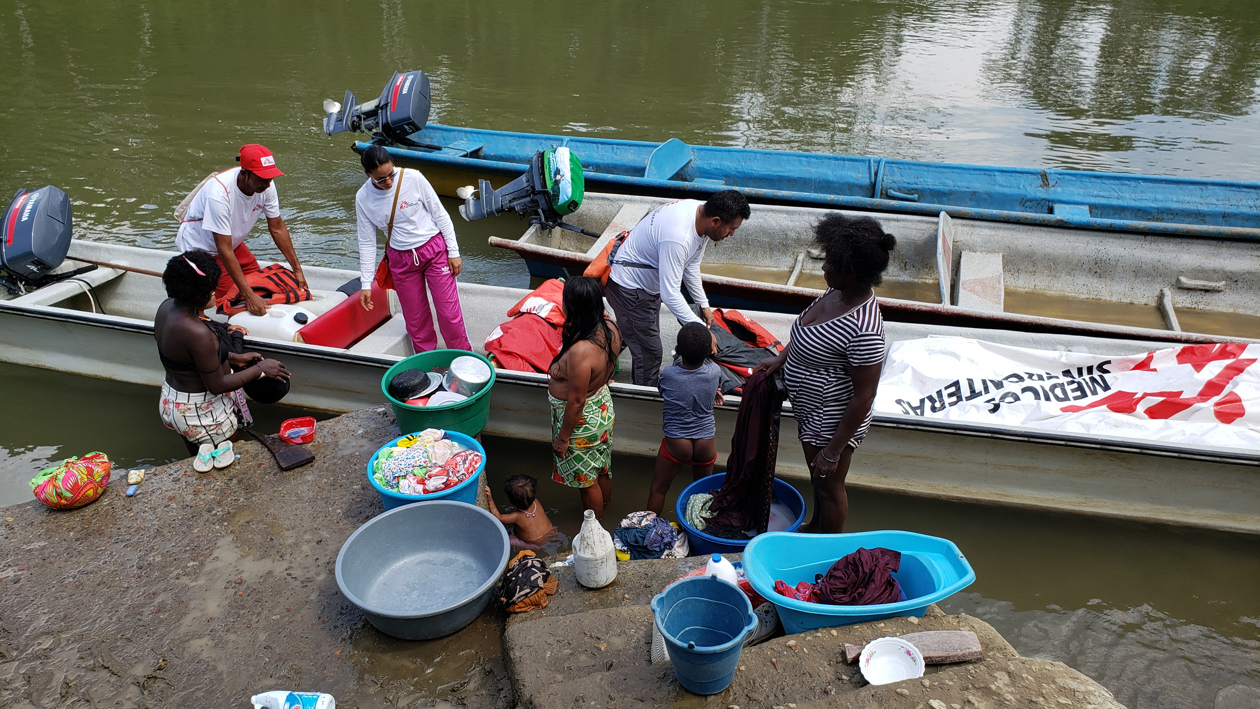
[{"x1": 176, "y1": 144, "x2": 307, "y2": 315}]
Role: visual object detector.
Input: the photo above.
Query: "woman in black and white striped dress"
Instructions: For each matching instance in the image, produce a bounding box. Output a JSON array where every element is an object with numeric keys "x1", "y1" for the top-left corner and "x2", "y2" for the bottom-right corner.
[{"x1": 756, "y1": 214, "x2": 895, "y2": 533}]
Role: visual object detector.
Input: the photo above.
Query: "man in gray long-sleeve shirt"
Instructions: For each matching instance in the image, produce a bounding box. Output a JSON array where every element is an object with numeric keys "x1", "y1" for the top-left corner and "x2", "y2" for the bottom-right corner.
[{"x1": 605, "y1": 190, "x2": 750, "y2": 387}]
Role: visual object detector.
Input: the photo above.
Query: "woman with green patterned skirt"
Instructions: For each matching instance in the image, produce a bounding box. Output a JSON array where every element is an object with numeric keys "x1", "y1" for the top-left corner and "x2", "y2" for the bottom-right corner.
[{"x1": 548, "y1": 277, "x2": 623, "y2": 518}]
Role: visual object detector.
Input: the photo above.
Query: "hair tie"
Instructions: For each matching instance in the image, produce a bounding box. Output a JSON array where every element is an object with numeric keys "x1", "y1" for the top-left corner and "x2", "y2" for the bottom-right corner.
[{"x1": 182, "y1": 255, "x2": 206, "y2": 277}]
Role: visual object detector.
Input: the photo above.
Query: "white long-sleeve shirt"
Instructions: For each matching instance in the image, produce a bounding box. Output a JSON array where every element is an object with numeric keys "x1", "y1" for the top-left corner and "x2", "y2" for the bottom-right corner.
[
  {"x1": 609, "y1": 199, "x2": 709, "y2": 325},
  {"x1": 355, "y1": 168, "x2": 460, "y2": 288}
]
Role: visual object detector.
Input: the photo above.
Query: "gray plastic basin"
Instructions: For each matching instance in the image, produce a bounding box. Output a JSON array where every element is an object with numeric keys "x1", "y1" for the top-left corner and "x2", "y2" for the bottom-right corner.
[{"x1": 335, "y1": 500, "x2": 509, "y2": 640}]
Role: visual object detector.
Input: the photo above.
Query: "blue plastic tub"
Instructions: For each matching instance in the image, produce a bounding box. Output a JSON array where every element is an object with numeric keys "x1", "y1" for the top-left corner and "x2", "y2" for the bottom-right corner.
[
  {"x1": 366, "y1": 431, "x2": 486, "y2": 511},
  {"x1": 675, "y1": 473, "x2": 806, "y2": 556},
  {"x1": 651, "y1": 576, "x2": 758, "y2": 695},
  {"x1": 743, "y1": 531, "x2": 976, "y2": 633}
]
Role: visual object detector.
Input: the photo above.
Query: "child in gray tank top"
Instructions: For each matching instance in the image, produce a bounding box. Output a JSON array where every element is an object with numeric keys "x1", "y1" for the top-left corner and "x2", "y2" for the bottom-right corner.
[{"x1": 646, "y1": 322, "x2": 724, "y2": 514}]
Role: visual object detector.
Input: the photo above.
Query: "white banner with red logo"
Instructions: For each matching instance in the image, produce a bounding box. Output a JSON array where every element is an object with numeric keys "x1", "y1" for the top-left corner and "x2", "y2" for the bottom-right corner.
[{"x1": 875, "y1": 337, "x2": 1260, "y2": 450}]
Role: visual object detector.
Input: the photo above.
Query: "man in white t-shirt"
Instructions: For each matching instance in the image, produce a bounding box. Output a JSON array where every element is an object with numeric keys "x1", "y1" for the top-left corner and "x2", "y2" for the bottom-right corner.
[
  {"x1": 175, "y1": 144, "x2": 307, "y2": 315},
  {"x1": 606, "y1": 190, "x2": 750, "y2": 386}
]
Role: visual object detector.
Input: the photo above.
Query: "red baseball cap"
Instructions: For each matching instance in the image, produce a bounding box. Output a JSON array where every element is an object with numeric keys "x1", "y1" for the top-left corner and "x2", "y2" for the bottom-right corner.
[{"x1": 238, "y1": 144, "x2": 284, "y2": 179}]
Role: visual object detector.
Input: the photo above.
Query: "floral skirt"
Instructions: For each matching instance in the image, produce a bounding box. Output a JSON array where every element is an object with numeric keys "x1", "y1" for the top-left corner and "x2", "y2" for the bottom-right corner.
[{"x1": 159, "y1": 381, "x2": 253, "y2": 446}]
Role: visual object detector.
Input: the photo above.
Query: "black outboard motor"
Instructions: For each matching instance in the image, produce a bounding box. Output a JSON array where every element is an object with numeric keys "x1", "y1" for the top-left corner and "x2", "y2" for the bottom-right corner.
[
  {"x1": 323, "y1": 70, "x2": 431, "y2": 145},
  {"x1": 1, "y1": 186, "x2": 73, "y2": 285}
]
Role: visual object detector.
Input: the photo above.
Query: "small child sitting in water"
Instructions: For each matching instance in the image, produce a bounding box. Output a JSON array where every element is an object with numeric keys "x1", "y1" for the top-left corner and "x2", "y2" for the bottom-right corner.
[
  {"x1": 486, "y1": 475, "x2": 557, "y2": 548},
  {"x1": 645, "y1": 322, "x2": 724, "y2": 514}
]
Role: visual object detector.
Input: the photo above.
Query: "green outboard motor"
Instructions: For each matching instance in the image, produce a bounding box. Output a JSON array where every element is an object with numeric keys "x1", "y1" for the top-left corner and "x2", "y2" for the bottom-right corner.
[{"x1": 458, "y1": 147, "x2": 595, "y2": 235}]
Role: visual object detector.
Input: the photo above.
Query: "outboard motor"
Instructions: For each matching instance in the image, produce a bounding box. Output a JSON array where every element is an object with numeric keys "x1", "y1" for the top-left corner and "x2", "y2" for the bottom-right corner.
[
  {"x1": 1, "y1": 186, "x2": 74, "y2": 287},
  {"x1": 322, "y1": 70, "x2": 431, "y2": 144},
  {"x1": 458, "y1": 147, "x2": 596, "y2": 235}
]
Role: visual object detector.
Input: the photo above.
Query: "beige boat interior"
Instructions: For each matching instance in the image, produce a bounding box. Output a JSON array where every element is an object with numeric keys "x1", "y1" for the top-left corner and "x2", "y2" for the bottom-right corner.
[
  {"x1": 520, "y1": 195, "x2": 1260, "y2": 339},
  {"x1": 4, "y1": 255, "x2": 419, "y2": 358}
]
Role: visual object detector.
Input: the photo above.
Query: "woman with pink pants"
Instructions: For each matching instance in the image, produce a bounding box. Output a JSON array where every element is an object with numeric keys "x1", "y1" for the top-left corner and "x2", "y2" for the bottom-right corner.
[{"x1": 354, "y1": 145, "x2": 471, "y2": 353}]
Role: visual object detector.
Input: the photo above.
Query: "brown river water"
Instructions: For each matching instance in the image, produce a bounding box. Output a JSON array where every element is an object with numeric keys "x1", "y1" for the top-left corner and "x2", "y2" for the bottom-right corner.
[{"x1": 3, "y1": 0, "x2": 1260, "y2": 706}]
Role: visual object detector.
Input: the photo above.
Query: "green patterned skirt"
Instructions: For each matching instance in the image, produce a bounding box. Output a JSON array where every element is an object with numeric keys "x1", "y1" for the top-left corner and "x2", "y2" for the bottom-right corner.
[{"x1": 549, "y1": 385, "x2": 615, "y2": 489}]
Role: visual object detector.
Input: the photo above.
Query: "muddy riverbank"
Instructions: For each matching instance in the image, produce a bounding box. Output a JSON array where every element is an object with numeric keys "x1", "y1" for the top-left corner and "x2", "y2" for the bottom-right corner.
[{"x1": 0, "y1": 408, "x2": 511, "y2": 708}]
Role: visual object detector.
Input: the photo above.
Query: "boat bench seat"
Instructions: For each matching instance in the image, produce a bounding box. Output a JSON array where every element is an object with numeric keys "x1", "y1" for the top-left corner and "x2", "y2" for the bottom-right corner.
[
  {"x1": 644, "y1": 138, "x2": 693, "y2": 180},
  {"x1": 348, "y1": 313, "x2": 414, "y2": 357},
  {"x1": 956, "y1": 251, "x2": 1004, "y2": 312},
  {"x1": 439, "y1": 140, "x2": 484, "y2": 158},
  {"x1": 295, "y1": 282, "x2": 391, "y2": 349},
  {"x1": 583, "y1": 203, "x2": 653, "y2": 258}
]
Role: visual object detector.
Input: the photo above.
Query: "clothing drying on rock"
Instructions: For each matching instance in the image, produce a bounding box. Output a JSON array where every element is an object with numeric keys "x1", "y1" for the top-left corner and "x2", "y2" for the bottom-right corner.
[
  {"x1": 500, "y1": 550, "x2": 558, "y2": 613},
  {"x1": 612, "y1": 511, "x2": 688, "y2": 560}
]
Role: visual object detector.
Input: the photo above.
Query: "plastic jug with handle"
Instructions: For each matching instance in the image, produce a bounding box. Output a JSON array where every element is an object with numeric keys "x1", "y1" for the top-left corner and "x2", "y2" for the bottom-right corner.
[
  {"x1": 228, "y1": 304, "x2": 317, "y2": 342},
  {"x1": 573, "y1": 509, "x2": 617, "y2": 588},
  {"x1": 704, "y1": 553, "x2": 739, "y2": 586}
]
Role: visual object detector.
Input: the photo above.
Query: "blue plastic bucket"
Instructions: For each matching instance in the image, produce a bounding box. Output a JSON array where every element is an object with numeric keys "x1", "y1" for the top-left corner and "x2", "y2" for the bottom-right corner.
[
  {"x1": 366, "y1": 431, "x2": 486, "y2": 511},
  {"x1": 675, "y1": 474, "x2": 806, "y2": 556},
  {"x1": 650, "y1": 576, "x2": 757, "y2": 695}
]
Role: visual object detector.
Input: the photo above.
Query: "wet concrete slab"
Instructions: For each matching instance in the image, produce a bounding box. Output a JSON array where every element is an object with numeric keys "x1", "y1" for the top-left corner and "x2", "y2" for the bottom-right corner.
[
  {"x1": 504, "y1": 557, "x2": 1126, "y2": 709},
  {"x1": 0, "y1": 407, "x2": 510, "y2": 708}
]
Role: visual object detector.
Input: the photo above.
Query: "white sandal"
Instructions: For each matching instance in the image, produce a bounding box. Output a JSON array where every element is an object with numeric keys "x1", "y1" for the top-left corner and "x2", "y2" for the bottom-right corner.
[
  {"x1": 211, "y1": 441, "x2": 235, "y2": 469},
  {"x1": 193, "y1": 443, "x2": 215, "y2": 473}
]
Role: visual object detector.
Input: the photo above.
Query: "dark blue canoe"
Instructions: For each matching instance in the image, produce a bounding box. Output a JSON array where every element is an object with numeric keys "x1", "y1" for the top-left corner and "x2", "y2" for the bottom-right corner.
[{"x1": 359, "y1": 125, "x2": 1260, "y2": 240}]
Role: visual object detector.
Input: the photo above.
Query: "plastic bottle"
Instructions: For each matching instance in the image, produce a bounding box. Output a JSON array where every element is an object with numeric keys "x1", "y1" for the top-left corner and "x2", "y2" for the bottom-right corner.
[
  {"x1": 573, "y1": 509, "x2": 617, "y2": 588},
  {"x1": 228, "y1": 304, "x2": 317, "y2": 342},
  {"x1": 250, "y1": 690, "x2": 336, "y2": 709},
  {"x1": 704, "y1": 553, "x2": 739, "y2": 586}
]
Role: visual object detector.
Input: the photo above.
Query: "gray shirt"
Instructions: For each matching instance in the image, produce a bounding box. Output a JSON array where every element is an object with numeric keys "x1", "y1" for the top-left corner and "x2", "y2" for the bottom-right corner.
[{"x1": 659, "y1": 360, "x2": 721, "y2": 439}]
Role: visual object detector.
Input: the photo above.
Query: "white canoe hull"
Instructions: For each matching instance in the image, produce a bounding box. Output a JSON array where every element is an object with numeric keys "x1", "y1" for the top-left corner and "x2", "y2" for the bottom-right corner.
[{"x1": 3, "y1": 240, "x2": 1259, "y2": 534}]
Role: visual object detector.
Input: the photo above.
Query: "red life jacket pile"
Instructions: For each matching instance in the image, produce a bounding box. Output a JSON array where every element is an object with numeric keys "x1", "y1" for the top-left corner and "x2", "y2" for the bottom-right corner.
[{"x1": 484, "y1": 278, "x2": 565, "y2": 373}]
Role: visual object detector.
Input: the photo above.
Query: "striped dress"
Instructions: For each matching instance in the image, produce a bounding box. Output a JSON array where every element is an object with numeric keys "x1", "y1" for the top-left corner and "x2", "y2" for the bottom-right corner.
[{"x1": 782, "y1": 291, "x2": 886, "y2": 449}]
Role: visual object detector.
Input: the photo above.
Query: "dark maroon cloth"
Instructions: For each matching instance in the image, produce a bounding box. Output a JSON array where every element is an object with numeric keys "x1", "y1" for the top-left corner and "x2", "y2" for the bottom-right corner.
[
  {"x1": 816, "y1": 547, "x2": 903, "y2": 606},
  {"x1": 705, "y1": 370, "x2": 784, "y2": 533}
]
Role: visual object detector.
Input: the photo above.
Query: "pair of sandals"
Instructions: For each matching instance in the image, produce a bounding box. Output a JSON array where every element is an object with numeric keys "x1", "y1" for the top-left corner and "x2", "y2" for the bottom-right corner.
[{"x1": 193, "y1": 441, "x2": 235, "y2": 473}]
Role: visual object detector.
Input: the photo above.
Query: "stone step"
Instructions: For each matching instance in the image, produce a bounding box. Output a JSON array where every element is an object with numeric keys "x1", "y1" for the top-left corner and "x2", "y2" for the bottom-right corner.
[{"x1": 506, "y1": 595, "x2": 1024, "y2": 708}]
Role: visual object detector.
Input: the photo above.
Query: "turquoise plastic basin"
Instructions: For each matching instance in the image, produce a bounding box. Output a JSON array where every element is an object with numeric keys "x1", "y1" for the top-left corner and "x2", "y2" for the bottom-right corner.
[{"x1": 743, "y1": 530, "x2": 976, "y2": 633}]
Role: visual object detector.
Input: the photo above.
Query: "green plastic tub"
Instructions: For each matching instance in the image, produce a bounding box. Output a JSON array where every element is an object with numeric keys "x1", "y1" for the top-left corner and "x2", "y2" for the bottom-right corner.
[{"x1": 382, "y1": 350, "x2": 496, "y2": 436}]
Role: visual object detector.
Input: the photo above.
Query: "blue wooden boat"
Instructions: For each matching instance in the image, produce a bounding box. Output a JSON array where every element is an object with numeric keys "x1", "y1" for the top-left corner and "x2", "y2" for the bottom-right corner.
[
  {"x1": 361, "y1": 125, "x2": 1260, "y2": 239},
  {"x1": 742, "y1": 531, "x2": 976, "y2": 633}
]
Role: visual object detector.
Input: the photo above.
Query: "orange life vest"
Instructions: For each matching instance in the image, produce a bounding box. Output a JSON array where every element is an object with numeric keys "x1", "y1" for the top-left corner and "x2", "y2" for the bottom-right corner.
[{"x1": 216, "y1": 264, "x2": 312, "y2": 315}]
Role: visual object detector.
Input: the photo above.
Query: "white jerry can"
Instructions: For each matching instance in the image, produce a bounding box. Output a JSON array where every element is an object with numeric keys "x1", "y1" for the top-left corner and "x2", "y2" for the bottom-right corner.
[{"x1": 572, "y1": 509, "x2": 617, "y2": 588}]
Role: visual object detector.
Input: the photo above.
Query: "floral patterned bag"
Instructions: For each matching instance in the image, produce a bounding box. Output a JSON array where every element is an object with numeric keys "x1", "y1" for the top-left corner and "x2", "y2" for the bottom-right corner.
[{"x1": 30, "y1": 452, "x2": 112, "y2": 510}]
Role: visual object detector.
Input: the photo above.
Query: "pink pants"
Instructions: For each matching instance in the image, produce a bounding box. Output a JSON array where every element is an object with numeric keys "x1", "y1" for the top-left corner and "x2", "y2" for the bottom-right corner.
[{"x1": 387, "y1": 237, "x2": 471, "y2": 353}]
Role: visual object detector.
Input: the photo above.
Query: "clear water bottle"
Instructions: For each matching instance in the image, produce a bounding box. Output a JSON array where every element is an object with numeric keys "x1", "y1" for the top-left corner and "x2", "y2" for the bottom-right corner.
[
  {"x1": 573, "y1": 509, "x2": 617, "y2": 588},
  {"x1": 704, "y1": 553, "x2": 739, "y2": 586}
]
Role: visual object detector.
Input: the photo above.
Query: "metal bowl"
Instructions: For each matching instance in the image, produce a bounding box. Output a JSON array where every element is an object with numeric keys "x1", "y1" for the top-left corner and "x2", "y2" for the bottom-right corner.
[
  {"x1": 335, "y1": 500, "x2": 509, "y2": 640},
  {"x1": 443, "y1": 355, "x2": 493, "y2": 397}
]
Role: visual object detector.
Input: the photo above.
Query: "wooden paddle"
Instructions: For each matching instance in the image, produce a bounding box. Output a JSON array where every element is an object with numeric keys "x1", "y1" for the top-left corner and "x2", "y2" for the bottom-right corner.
[
  {"x1": 243, "y1": 427, "x2": 315, "y2": 471},
  {"x1": 843, "y1": 630, "x2": 982, "y2": 665},
  {"x1": 66, "y1": 256, "x2": 164, "y2": 278}
]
